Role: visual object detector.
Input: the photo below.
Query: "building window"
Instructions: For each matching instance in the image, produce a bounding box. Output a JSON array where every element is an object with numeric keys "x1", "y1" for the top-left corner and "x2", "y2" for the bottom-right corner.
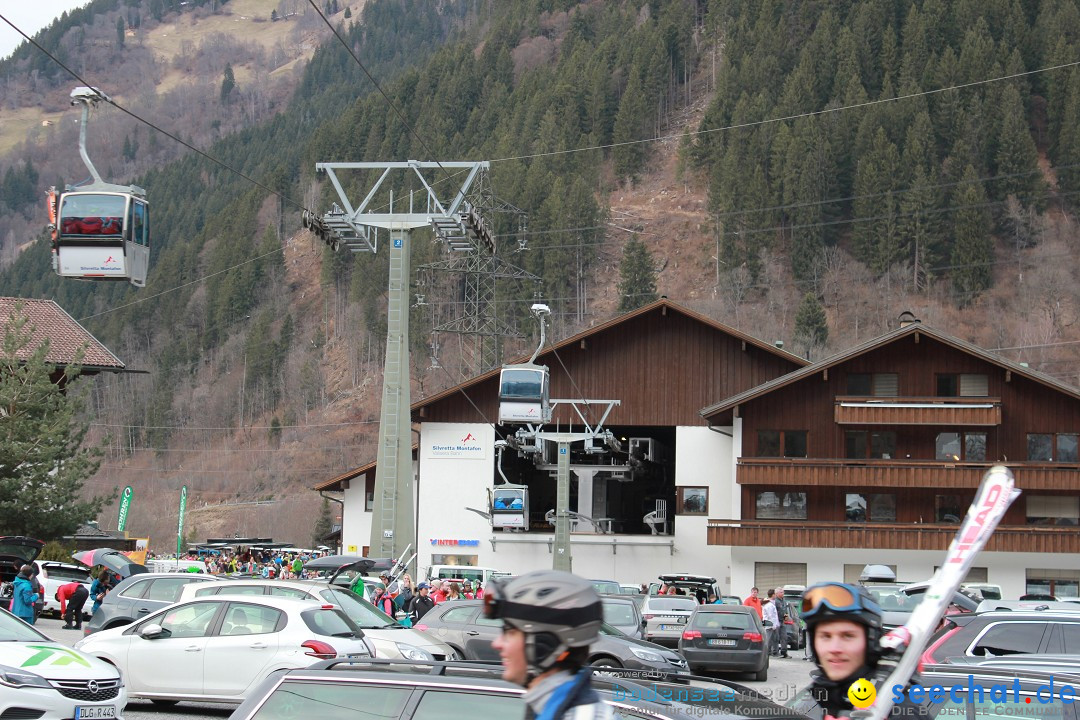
[
  {"x1": 1027, "y1": 496, "x2": 1080, "y2": 526},
  {"x1": 936, "y1": 495, "x2": 964, "y2": 523},
  {"x1": 676, "y1": 487, "x2": 708, "y2": 515},
  {"x1": 430, "y1": 554, "x2": 479, "y2": 567},
  {"x1": 845, "y1": 493, "x2": 896, "y2": 522},
  {"x1": 756, "y1": 491, "x2": 807, "y2": 520},
  {"x1": 365, "y1": 491, "x2": 374, "y2": 512},
  {"x1": 936, "y1": 373, "x2": 989, "y2": 397},
  {"x1": 847, "y1": 373, "x2": 899, "y2": 396},
  {"x1": 845, "y1": 431, "x2": 896, "y2": 459},
  {"x1": 756, "y1": 430, "x2": 808, "y2": 458},
  {"x1": 755, "y1": 562, "x2": 807, "y2": 590},
  {"x1": 1027, "y1": 433, "x2": 1080, "y2": 462},
  {"x1": 1027, "y1": 568, "x2": 1080, "y2": 599},
  {"x1": 936, "y1": 432, "x2": 986, "y2": 461}
]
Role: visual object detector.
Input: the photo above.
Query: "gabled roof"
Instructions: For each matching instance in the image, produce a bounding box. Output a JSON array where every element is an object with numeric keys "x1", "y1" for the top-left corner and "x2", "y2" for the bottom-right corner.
[
  {"x1": 412, "y1": 298, "x2": 807, "y2": 413},
  {"x1": 0, "y1": 297, "x2": 125, "y2": 371},
  {"x1": 314, "y1": 444, "x2": 418, "y2": 492},
  {"x1": 700, "y1": 322, "x2": 1080, "y2": 421}
]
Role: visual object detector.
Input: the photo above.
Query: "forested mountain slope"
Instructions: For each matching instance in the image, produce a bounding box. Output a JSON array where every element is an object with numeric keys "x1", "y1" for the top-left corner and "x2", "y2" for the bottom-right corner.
[{"x1": 0, "y1": 0, "x2": 1077, "y2": 547}]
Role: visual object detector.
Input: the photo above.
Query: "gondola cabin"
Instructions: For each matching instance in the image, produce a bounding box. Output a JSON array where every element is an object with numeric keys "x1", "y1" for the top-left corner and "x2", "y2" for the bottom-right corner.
[
  {"x1": 490, "y1": 485, "x2": 529, "y2": 530},
  {"x1": 498, "y1": 363, "x2": 551, "y2": 425},
  {"x1": 52, "y1": 187, "x2": 149, "y2": 287}
]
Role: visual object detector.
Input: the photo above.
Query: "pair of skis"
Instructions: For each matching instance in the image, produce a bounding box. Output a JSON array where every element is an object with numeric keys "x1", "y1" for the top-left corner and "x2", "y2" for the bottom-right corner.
[{"x1": 858, "y1": 465, "x2": 1019, "y2": 720}]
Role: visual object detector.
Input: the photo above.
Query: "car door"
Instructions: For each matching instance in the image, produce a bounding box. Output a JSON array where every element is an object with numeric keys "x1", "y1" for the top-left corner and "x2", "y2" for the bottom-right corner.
[
  {"x1": 137, "y1": 577, "x2": 206, "y2": 618},
  {"x1": 409, "y1": 687, "x2": 524, "y2": 718},
  {"x1": 202, "y1": 601, "x2": 284, "y2": 697},
  {"x1": 126, "y1": 601, "x2": 222, "y2": 695},
  {"x1": 468, "y1": 614, "x2": 504, "y2": 661},
  {"x1": 968, "y1": 622, "x2": 1048, "y2": 657},
  {"x1": 112, "y1": 577, "x2": 153, "y2": 618},
  {"x1": 427, "y1": 605, "x2": 481, "y2": 657}
]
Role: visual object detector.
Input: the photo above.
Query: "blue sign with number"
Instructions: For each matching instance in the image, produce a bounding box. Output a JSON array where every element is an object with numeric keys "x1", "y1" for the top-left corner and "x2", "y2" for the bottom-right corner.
[
  {"x1": 560, "y1": 448, "x2": 567, "y2": 454},
  {"x1": 394, "y1": 238, "x2": 402, "y2": 248}
]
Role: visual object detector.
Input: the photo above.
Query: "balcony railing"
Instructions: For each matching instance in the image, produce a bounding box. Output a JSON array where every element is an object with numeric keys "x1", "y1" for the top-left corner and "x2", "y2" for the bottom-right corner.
[
  {"x1": 706, "y1": 518, "x2": 1080, "y2": 553},
  {"x1": 834, "y1": 396, "x2": 1001, "y2": 426},
  {"x1": 737, "y1": 458, "x2": 1080, "y2": 489}
]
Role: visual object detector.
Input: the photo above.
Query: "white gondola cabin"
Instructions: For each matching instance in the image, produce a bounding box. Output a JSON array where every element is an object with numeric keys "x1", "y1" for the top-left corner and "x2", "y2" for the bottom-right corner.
[
  {"x1": 490, "y1": 485, "x2": 529, "y2": 530},
  {"x1": 498, "y1": 363, "x2": 551, "y2": 425},
  {"x1": 52, "y1": 188, "x2": 150, "y2": 286},
  {"x1": 48, "y1": 87, "x2": 151, "y2": 288}
]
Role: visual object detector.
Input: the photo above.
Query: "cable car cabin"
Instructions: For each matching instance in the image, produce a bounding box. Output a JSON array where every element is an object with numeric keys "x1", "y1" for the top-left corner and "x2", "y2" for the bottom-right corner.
[
  {"x1": 490, "y1": 485, "x2": 529, "y2": 530},
  {"x1": 498, "y1": 363, "x2": 551, "y2": 425},
  {"x1": 53, "y1": 189, "x2": 149, "y2": 287}
]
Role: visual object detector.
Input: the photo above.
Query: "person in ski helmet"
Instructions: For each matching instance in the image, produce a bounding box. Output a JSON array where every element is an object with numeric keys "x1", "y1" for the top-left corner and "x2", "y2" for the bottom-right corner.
[
  {"x1": 790, "y1": 582, "x2": 930, "y2": 720},
  {"x1": 488, "y1": 570, "x2": 611, "y2": 719}
]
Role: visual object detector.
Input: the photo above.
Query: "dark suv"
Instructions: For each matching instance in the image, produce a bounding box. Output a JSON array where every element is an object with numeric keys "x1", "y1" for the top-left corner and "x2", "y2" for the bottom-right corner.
[
  {"x1": 921, "y1": 609, "x2": 1080, "y2": 664},
  {"x1": 84, "y1": 572, "x2": 230, "y2": 635}
]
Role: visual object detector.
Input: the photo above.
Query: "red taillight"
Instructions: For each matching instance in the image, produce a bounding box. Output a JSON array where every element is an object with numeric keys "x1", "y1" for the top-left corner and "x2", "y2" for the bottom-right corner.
[
  {"x1": 302, "y1": 639, "x2": 337, "y2": 660},
  {"x1": 643, "y1": 614, "x2": 654, "y2": 620},
  {"x1": 414, "y1": 624, "x2": 428, "y2": 631},
  {"x1": 743, "y1": 632, "x2": 763, "y2": 643},
  {"x1": 682, "y1": 630, "x2": 701, "y2": 640},
  {"x1": 919, "y1": 624, "x2": 961, "y2": 670}
]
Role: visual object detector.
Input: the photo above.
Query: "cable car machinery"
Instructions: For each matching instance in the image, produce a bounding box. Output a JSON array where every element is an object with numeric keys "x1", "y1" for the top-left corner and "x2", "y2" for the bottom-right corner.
[
  {"x1": 498, "y1": 304, "x2": 622, "y2": 572},
  {"x1": 47, "y1": 87, "x2": 150, "y2": 287}
]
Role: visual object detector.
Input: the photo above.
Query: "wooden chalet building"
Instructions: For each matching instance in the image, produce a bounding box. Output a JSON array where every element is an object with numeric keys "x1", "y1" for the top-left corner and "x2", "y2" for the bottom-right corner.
[
  {"x1": 701, "y1": 315, "x2": 1080, "y2": 598},
  {"x1": 0, "y1": 297, "x2": 126, "y2": 381},
  {"x1": 318, "y1": 299, "x2": 805, "y2": 582}
]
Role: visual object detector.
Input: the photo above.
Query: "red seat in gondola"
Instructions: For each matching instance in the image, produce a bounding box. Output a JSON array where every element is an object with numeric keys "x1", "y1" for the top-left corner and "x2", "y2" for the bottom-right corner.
[{"x1": 61, "y1": 216, "x2": 123, "y2": 236}]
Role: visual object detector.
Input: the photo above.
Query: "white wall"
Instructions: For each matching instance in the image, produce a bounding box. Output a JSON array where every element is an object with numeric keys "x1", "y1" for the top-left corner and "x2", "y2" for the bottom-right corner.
[
  {"x1": 340, "y1": 482, "x2": 371, "y2": 555},
  {"x1": 673, "y1": 426, "x2": 734, "y2": 589}
]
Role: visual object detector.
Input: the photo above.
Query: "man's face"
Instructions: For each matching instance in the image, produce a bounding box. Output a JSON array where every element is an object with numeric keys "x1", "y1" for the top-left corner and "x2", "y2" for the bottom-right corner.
[
  {"x1": 777, "y1": 589, "x2": 784, "y2": 599},
  {"x1": 493, "y1": 625, "x2": 528, "y2": 686},
  {"x1": 419, "y1": 587, "x2": 429, "y2": 596},
  {"x1": 814, "y1": 620, "x2": 867, "y2": 681},
  {"x1": 751, "y1": 588, "x2": 758, "y2": 597}
]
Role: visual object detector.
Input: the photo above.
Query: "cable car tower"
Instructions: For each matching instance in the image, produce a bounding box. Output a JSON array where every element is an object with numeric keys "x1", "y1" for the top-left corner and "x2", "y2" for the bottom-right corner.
[
  {"x1": 304, "y1": 160, "x2": 493, "y2": 567},
  {"x1": 499, "y1": 305, "x2": 620, "y2": 572},
  {"x1": 48, "y1": 87, "x2": 150, "y2": 287}
]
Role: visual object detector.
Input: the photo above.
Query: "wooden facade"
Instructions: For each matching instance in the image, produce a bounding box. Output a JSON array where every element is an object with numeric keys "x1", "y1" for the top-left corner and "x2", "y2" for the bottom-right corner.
[
  {"x1": 706, "y1": 519, "x2": 1080, "y2": 553},
  {"x1": 703, "y1": 323, "x2": 1080, "y2": 553},
  {"x1": 414, "y1": 300, "x2": 805, "y2": 427}
]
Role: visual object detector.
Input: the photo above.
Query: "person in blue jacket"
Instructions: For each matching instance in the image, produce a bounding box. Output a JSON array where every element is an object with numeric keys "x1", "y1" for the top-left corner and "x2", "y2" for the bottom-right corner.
[
  {"x1": 11, "y1": 566, "x2": 40, "y2": 625},
  {"x1": 89, "y1": 570, "x2": 112, "y2": 616}
]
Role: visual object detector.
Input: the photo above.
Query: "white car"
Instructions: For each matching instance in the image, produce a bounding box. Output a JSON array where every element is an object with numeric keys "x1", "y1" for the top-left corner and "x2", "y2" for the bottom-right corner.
[
  {"x1": 178, "y1": 579, "x2": 456, "y2": 662},
  {"x1": 0, "y1": 606, "x2": 127, "y2": 720},
  {"x1": 75, "y1": 595, "x2": 373, "y2": 705},
  {"x1": 33, "y1": 562, "x2": 92, "y2": 616}
]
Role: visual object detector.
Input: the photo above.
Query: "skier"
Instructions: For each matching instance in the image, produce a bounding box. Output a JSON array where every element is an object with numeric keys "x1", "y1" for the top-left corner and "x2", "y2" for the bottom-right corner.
[{"x1": 790, "y1": 582, "x2": 931, "y2": 720}]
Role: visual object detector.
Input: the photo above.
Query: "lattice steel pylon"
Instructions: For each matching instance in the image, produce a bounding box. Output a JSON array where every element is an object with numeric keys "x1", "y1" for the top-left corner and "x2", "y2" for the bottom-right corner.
[
  {"x1": 304, "y1": 160, "x2": 494, "y2": 566},
  {"x1": 420, "y1": 175, "x2": 535, "y2": 378}
]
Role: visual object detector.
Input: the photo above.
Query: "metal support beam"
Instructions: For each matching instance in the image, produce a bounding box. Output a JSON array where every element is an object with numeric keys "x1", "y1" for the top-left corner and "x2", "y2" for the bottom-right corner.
[
  {"x1": 554, "y1": 441, "x2": 572, "y2": 572},
  {"x1": 370, "y1": 228, "x2": 415, "y2": 564}
]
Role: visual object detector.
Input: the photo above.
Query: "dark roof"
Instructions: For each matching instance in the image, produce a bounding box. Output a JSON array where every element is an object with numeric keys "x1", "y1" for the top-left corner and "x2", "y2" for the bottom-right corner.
[
  {"x1": 314, "y1": 444, "x2": 418, "y2": 492},
  {"x1": 0, "y1": 297, "x2": 124, "y2": 371},
  {"x1": 67, "y1": 523, "x2": 126, "y2": 540},
  {"x1": 412, "y1": 298, "x2": 807, "y2": 413},
  {"x1": 700, "y1": 322, "x2": 1080, "y2": 421}
]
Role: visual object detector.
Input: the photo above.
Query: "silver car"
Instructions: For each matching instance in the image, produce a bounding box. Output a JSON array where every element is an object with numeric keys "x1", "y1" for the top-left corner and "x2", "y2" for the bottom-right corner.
[{"x1": 641, "y1": 596, "x2": 697, "y2": 647}]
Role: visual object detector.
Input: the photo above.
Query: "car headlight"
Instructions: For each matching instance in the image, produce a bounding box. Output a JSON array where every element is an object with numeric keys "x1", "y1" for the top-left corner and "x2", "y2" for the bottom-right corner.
[
  {"x1": 629, "y1": 647, "x2": 664, "y2": 663},
  {"x1": 395, "y1": 643, "x2": 434, "y2": 661},
  {"x1": 0, "y1": 665, "x2": 52, "y2": 689}
]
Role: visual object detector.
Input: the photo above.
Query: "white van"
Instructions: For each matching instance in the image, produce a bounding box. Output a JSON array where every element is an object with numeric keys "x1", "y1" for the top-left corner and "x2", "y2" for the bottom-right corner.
[{"x1": 426, "y1": 565, "x2": 509, "y2": 586}]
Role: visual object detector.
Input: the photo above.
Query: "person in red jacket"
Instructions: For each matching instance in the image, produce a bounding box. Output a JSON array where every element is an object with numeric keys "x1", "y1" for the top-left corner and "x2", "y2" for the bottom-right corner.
[
  {"x1": 56, "y1": 581, "x2": 90, "y2": 630},
  {"x1": 743, "y1": 586, "x2": 764, "y2": 619}
]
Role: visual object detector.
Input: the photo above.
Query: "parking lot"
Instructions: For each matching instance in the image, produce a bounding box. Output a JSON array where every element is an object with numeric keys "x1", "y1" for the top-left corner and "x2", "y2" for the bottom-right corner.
[{"x1": 35, "y1": 614, "x2": 816, "y2": 720}]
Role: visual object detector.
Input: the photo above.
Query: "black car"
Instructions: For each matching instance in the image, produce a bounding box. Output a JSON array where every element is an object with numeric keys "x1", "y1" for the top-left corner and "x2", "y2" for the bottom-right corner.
[
  {"x1": 922, "y1": 609, "x2": 1080, "y2": 664},
  {"x1": 413, "y1": 599, "x2": 688, "y2": 676},
  {"x1": 228, "y1": 657, "x2": 807, "y2": 720},
  {"x1": 678, "y1": 605, "x2": 768, "y2": 680}
]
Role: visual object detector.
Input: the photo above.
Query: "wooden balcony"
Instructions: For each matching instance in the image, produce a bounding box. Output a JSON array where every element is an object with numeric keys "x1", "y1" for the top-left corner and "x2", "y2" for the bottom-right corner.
[
  {"x1": 737, "y1": 458, "x2": 1080, "y2": 490},
  {"x1": 706, "y1": 518, "x2": 1080, "y2": 553},
  {"x1": 834, "y1": 396, "x2": 1001, "y2": 426}
]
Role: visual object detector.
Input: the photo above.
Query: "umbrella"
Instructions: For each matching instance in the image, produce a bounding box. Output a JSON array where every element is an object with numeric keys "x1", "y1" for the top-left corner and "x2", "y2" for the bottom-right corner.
[
  {"x1": 302, "y1": 555, "x2": 392, "y2": 583},
  {"x1": 72, "y1": 548, "x2": 149, "y2": 579}
]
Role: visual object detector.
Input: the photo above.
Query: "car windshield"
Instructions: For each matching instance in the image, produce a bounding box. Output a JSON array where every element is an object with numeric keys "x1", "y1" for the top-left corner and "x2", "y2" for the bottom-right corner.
[
  {"x1": 319, "y1": 587, "x2": 397, "y2": 628},
  {"x1": 592, "y1": 581, "x2": 620, "y2": 595},
  {"x1": 603, "y1": 603, "x2": 636, "y2": 625},
  {"x1": 0, "y1": 610, "x2": 49, "y2": 641},
  {"x1": 598, "y1": 622, "x2": 626, "y2": 637},
  {"x1": 692, "y1": 611, "x2": 755, "y2": 630},
  {"x1": 866, "y1": 585, "x2": 917, "y2": 612},
  {"x1": 648, "y1": 598, "x2": 697, "y2": 611}
]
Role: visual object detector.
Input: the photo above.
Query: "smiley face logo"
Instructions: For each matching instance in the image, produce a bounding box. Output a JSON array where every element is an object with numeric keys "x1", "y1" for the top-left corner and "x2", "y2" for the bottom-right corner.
[{"x1": 848, "y1": 678, "x2": 876, "y2": 709}]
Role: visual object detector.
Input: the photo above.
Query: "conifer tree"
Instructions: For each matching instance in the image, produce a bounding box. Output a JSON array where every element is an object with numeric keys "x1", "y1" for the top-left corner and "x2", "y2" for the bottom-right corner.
[
  {"x1": 993, "y1": 84, "x2": 1041, "y2": 206},
  {"x1": 612, "y1": 72, "x2": 648, "y2": 183},
  {"x1": 950, "y1": 165, "x2": 994, "y2": 305},
  {"x1": 794, "y1": 293, "x2": 829, "y2": 354},
  {"x1": 221, "y1": 64, "x2": 236, "y2": 105},
  {"x1": 616, "y1": 237, "x2": 658, "y2": 313},
  {"x1": 0, "y1": 310, "x2": 111, "y2": 538},
  {"x1": 312, "y1": 497, "x2": 334, "y2": 547}
]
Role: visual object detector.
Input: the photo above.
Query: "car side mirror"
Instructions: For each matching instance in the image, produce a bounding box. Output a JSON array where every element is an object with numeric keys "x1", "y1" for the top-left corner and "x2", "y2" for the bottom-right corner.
[{"x1": 139, "y1": 623, "x2": 165, "y2": 639}]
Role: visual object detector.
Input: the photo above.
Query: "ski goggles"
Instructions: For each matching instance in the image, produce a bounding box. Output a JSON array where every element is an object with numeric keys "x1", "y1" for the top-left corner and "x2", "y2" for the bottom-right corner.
[
  {"x1": 800, "y1": 582, "x2": 875, "y2": 621},
  {"x1": 481, "y1": 576, "x2": 508, "y2": 620}
]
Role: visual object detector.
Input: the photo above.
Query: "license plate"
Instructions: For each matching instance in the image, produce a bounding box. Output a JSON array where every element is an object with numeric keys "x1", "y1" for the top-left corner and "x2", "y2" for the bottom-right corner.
[
  {"x1": 346, "y1": 653, "x2": 366, "y2": 659},
  {"x1": 76, "y1": 707, "x2": 116, "y2": 719},
  {"x1": 659, "y1": 624, "x2": 675, "y2": 631},
  {"x1": 708, "y1": 639, "x2": 737, "y2": 647}
]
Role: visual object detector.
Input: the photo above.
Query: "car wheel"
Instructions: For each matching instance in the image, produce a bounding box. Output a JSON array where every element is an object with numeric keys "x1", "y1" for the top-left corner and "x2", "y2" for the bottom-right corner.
[
  {"x1": 151, "y1": 700, "x2": 179, "y2": 707},
  {"x1": 753, "y1": 666, "x2": 768, "y2": 682},
  {"x1": 591, "y1": 657, "x2": 622, "y2": 669}
]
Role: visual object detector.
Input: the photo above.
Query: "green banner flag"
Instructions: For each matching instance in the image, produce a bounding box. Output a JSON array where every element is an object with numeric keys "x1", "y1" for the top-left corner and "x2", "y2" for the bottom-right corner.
[
  {"x1": 176, "y1": 485, "x2": 188, "y2": 558},
  {"x1": 117, "y1": 486, "x2": 134, "y2": 533}
]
